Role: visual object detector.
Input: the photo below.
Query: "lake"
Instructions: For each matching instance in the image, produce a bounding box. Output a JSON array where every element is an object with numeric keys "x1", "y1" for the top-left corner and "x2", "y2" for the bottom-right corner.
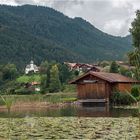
[{"x1": 0, "y1": 103, "x2": 138, "y2": 118}]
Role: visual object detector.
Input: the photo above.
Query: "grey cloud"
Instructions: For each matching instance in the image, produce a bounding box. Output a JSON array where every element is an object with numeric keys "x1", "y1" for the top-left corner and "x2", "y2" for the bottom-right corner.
[
  {"x1": 49, "y1": 0, "x2": 84, "y2": 9},
  {"x1": 46, "y1": 0, "x2": 138, "y2": 36}
]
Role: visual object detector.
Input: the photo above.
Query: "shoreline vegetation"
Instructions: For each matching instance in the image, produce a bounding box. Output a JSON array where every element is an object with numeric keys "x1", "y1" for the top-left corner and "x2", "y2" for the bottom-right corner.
[
  {"x1": 0, "y1": 92, "x2": 139, "y2": 110},
  {"x1": 0, "y1": 92, "x2": 77, "y2": 105},
  {"x1": 0, "y1": 92, "x2": 77, "y2": 111}
]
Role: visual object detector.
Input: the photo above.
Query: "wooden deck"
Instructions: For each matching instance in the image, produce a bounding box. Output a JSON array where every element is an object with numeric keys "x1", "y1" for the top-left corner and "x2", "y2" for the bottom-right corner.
[{"x1": 78, "y1": 99, "x2": 108, "y2": 103}]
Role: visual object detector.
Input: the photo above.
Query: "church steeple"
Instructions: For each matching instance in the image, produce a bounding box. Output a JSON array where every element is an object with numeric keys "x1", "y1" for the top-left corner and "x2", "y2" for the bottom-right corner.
[
  {"x1": 25, "y1": 60, "x2": 39, "y2": 74},
  {"x1": 30, "y1": 60, "x2": 34, "y2": 64}
]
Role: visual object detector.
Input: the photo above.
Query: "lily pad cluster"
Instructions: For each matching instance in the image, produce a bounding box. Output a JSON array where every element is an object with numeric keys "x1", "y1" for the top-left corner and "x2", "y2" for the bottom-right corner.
[{"x1": 0, "y1": 117, "x2": 139, "y2": 139}]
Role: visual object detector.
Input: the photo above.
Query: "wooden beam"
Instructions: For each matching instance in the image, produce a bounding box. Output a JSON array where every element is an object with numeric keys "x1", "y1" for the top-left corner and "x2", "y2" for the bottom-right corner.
[{"x1": 78, "y1": 99, "x2": 107, "y2": 103}]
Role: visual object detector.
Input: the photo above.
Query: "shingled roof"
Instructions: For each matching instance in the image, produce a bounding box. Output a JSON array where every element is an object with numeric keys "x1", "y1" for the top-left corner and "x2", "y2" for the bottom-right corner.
[{"x1": 69, "y1": 71, "x2": 140, "y2": 84}]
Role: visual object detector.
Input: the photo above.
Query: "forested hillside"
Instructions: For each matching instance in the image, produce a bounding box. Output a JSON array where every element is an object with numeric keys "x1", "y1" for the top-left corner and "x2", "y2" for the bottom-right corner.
[{"x1": 0, "y1": 5, "x2": 132, "y2": 68}]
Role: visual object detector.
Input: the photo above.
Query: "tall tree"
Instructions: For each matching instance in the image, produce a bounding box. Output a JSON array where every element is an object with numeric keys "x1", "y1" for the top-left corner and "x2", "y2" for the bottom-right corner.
[
  {"x1": 40, "y1": 74, "x2": 48, "y2": 94},
  {"x1": 129, "y1": 10, "x2": 140, "y2": 79},
  {"x1": 40, "y1": 60, "x2": 49, "y2": 74},
  {"x1": 58, "y1": 63, "x2": 72, "y2": 84},
  {"x1": 46, "y1": 61, "x2": 57, "y2": 88},
  {"x1": 110, "y1": 61, "x2": 119, "y2": 73},
  {"x1": 49, "y1": 65, "x2": 61, "y2": 93},
  {"x1": 40, "y1": 60, "x2": 49, "y2": 93},
  {"x1": 2, "y1": 64, "x2": 18, "y2": 81}
]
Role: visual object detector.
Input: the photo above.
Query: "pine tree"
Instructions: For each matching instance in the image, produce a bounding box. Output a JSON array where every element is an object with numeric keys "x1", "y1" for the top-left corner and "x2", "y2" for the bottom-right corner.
[
  {"x1": 40, "y1": 60, "x2": 48, "y2": 74},
  {"x1": 49, "y1": 65, "x2": 61, "y2": 93},
  {"x1": 110, "y1": 61, "x2": 119, "y2": 73},
  {"x1": 40, "y1": 74, "x2": 48, "y2": 94},
  {"x1": 59, "y1": 64, "x2": 72, "y2": 84}
]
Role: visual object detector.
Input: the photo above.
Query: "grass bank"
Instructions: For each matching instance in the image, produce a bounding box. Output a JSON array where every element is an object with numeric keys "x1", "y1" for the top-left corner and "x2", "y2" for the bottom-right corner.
[{"x1": 0, "y1": 92, "x2": 77, "y2": 106}]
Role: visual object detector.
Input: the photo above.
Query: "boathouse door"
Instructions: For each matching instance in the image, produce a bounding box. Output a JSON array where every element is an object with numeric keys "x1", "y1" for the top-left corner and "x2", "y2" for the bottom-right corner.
[{"x1": 78, "y1": 83, "x2": 106, "y2": 99}]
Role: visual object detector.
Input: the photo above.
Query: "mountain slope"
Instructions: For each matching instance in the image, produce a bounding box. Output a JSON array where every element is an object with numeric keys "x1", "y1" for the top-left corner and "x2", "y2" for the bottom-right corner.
[{"x1": 0, "y1": 5, "x2": 132, "y2": 67}]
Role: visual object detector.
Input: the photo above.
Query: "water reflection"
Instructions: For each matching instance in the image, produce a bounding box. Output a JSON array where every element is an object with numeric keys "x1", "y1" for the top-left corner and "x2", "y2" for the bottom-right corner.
[{"x1": 0, "y1": 103, "x2": 138, "y2": 118}]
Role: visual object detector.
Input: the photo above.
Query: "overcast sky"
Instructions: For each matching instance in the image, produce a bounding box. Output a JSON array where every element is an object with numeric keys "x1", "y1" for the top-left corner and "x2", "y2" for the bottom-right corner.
[{"x1": 0, "y1": 0, "x2": 140, "y2": 37}]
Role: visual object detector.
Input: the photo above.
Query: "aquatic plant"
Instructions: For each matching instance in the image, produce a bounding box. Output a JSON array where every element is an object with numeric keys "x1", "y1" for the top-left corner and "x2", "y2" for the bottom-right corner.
[
  {"x1": 125, "y1": 90, "x2": 140, "y2": 138},
  {"x1": 111, "y1": 92, "x2": 135, "y2": 105},
  {"x1": 130, "y1": 56, "x2": 140, "y2": 138},
  {"x1": 0, "y1": 91, "x2": 15, "y2": 139},
  {"x1": 0, "y1": 95, "x2": 13, "y2": 114},
  {"x1": 0, "y1": 117, "x2": 138, "y2": 139}
]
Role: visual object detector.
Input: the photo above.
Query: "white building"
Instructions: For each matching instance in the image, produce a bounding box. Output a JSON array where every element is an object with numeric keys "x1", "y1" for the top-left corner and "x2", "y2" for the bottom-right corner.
[{"x1": 25, "y1": 60, "x2": 39, "y2": 74}]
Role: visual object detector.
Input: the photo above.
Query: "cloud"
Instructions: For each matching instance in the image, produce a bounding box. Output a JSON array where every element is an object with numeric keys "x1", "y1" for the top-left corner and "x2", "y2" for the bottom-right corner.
[
  {"x1": 0, "y1": 0, "x2": 17, "y2": 5},
  {"x1": 0, "y1": 0, "x2": 140, "y2": 36}
]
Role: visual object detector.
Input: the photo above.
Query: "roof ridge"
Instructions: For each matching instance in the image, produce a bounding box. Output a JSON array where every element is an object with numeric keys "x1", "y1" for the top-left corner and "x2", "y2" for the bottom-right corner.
[
  {"x1": 69, "y1": 71, "x2": 140, "y2": 84},
  {"x1": 90, "y1": 72, "x2": 114, "y2": 82}
]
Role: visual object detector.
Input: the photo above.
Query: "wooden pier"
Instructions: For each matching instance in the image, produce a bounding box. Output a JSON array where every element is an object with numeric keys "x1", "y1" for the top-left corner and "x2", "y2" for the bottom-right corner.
[{"x1": 78, "y1": 99, "x2": 108, "y2": 103}]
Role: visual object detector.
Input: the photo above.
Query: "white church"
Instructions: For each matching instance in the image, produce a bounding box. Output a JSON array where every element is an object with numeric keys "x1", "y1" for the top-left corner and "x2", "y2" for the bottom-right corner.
[{"x1": 25, "y1": 60, "x2": 39, "y2": 74}]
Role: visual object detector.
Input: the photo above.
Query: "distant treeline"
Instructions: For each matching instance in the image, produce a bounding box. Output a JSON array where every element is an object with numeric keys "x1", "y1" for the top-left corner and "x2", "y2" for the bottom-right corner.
[{"x1": 0, "y1": 60, "x2": 78, "y2": 94}]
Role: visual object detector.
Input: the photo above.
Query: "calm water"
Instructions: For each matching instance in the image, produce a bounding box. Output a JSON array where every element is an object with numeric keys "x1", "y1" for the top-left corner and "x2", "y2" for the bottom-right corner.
[{"x1": 0, "y1": 103, "x2": 138, "y2": 118}]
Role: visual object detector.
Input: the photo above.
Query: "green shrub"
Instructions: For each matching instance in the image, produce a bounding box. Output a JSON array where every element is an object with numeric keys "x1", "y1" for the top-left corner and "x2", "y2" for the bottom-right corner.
[
  {"x1": 131, "y1": 85, "x2": 140, "y2": 98},
  {"x1": 60, "y1": 97, "x2": 77, "y2": 102},
  {"x1": 111, "y1": 92, "x2": 135, "y2": 105},
  {"x1": 62, "y1": 85, "x2": 76, "y2": 93},
  {"x1": 16, "y1": 74, "x2": 41, "y2": 83},
  {"x1": 15, "y1": 88, "x2": 34, "y2": 95},
  {"x1": 135, "y1": 96, "x2": 140, "y2": 101},
  {"x1": 43, "y1": 92, "x2": 77, "y2": 103}
]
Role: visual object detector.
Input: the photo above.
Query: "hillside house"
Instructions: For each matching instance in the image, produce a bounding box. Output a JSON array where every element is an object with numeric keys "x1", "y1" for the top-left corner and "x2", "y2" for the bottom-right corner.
[{"x1": 64, "y1": 62, "x2": 101, "y2": 72}]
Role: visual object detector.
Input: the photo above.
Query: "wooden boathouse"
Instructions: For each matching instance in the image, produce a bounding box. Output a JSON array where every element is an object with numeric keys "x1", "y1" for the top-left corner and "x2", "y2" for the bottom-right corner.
[{"x1": 69, "y1": 72, "x2": 140, "y2": 103}]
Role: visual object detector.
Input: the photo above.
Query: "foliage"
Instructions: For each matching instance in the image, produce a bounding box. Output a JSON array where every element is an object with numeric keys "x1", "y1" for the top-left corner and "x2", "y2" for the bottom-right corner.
[
  {"x1": 118, "y1": 66, "x2": 132, "y2": 77},
  {"x1": 99, "y1": 61, "x2": 110, "y2": 67},
  {"x1": 102, "y1": 66, "x2": 110, "y2": 72},
  {"x1": 130, "y1": 10, "x2": 140, "y2": 50},
  {"x1": 0, "y1": 61, "x2": 76, "y2": 94},
  {"x1": 40, "y1": 74, "x2": 48, "y2": 94},
  {"x1": 39, "y1": 61, "x2": 75, "y2": 93},
  {"x1": 0, "y1": 64, "x2": 18, "y2": 81},
  {"x1": 0, "y1": 64, "x2": 19, "y2": 93},
  {"x1": 0, "y1": 95, "x2": 14, "y2": 113},
  {"x1": 131, "y1": 85, "x2": 140, "y2": 98},
  {"x1": 44, "y1": 61, "x2": 57, "y2": 89},
  {"x1": 73, "y1": 70, "x2": 79, "y2": 76},
  {"x1": 129, "y1": 10, "x2": 140, "y2": 80},
  {"x1": 44, "y1": 92, "x2": 77, "y2": 103},
  {"x1": 14, "y1": 88, "x2": 34, "y2": 95},
  {"x1": 58, "y1": 63, "x2": 73, "y2": 84},
  {"x1": 62, "y1": 85, "x2": 76, "y2": 93},
  {"x1": 0, "y1": 5, "x2": 132, "y2": 68},
  {"x1": 110, "y1": 61, "x2": 119, "y2": 73},
  {"x1": 0, "y1": 92, "x2": 77, "y2": 105},
  {"x1": 0, "y1": 90, "x2": 15, "y2": 113},
  {"x1": 49, "y1": 65, "x2": 61, "y2": 93},
  {"x1": 128, "y1": 51, "x2": 140, "y2": 80},
  {"x1": 40, "y1": 61, "x2": 49, "y2": 74},
  {"x1": 16, "y1": 74, "x2": 41, "y2": 83},
  {"x1": 0, "y1": 117, "x2": 138, "y2": 139},
  {"x1": 60, "y1": 97, "x2": 77, "y2": 102},
  {"x1": 111, "y1": 92, "x2": 135, "y2": 105}
]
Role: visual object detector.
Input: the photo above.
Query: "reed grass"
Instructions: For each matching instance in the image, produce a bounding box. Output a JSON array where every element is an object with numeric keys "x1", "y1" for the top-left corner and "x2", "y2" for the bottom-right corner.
[
  {"x1": 0, "y1": 91, "x2": 15, "y2": 139},
  {"x1": 126, "y1": 88, "x2": 140, "y2": 138},
  {"x1": 0, "y1": 92, "x2": 77, "y2": 105}
]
